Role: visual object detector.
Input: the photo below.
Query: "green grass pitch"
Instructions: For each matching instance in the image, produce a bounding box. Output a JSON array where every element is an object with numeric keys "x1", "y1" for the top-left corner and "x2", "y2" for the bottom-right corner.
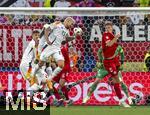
[{"x1": 50, "y1": 106, "x2": 150, "y2": 115}]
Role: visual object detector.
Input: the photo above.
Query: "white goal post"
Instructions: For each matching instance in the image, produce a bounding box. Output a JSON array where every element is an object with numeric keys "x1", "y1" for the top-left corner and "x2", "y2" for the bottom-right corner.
[
  {"x1": 0, "y1": 7, "x2": 150, "y2": 105},
  {"x1": 0, "y1": 7, "x2": 150, "y2": 16}
]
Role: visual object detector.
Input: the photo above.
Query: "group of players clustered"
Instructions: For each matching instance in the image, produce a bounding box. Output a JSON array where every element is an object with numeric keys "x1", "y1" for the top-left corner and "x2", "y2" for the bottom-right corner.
[{"x1": 17, "y1": 17, "x2": 135, "y2": 107}]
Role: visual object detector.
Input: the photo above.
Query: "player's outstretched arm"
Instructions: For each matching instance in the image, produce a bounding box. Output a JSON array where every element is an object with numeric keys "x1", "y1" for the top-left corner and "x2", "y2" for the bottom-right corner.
[
  {"x1": 106, "y1": 34, "x2": 121, "y2": 47},
  {"x1": 62, "y1": 35, "x2": 76, "y2": 45}
]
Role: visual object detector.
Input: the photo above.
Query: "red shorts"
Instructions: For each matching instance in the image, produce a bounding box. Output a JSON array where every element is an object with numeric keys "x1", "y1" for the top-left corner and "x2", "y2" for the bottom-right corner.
[
  {"x1": 53, "y1": 65, "x2": 71, "y2": 83},
  {"x1": 103, "y1": 57, "x2": 120, "y2": 77}
]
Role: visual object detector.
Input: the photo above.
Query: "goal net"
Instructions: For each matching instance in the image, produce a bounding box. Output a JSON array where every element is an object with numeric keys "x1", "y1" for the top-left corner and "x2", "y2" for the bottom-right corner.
[{"x1": 0, "y1": 7, "x2": 150, "y2": 105}]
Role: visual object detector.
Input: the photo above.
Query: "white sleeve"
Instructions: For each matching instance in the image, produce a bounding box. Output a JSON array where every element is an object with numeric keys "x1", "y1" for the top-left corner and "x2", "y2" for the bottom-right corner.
[{"x1": 28, "y1": 41, "x2": 35, "y2": 62}]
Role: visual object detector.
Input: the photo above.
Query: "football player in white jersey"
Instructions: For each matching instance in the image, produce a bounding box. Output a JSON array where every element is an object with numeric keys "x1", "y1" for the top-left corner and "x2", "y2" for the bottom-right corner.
[
  {"x1": 20, "y1": 30, "x2": 52, "y2": 91},
  {"x1": 20, "y1": 30, "x2": 40, "y2": 83},
  {"x1": 31, "y1": 17, "x2": 77, "y2": 81}
]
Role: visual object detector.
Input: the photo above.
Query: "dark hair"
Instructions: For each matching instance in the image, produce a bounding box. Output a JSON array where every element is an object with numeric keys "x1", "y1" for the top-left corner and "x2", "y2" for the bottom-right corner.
[
  {"x1": 105, "y1": 21, "x2": 113, "y2": 27},
  {"x1": 33, "y1": 30, "x2": 40, "y2": 34}
]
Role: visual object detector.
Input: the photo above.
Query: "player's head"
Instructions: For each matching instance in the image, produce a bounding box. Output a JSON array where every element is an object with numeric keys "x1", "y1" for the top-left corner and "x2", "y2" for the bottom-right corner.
[
  {"x1": 64, "y1": 17, "x2": 75, "y2": 29},
  {"x1": 105, "y1": 21, "x2": 113, "y2": 33},
  {"x1": 32, "y1": 30, "x2": 40, "y2": 45}
]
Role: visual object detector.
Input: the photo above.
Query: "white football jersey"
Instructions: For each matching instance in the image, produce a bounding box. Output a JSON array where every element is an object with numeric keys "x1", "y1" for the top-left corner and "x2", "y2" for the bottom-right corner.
[
  {"x1": 38, "y1": 22, "x2": 58, "y2": 53},
  {"x1": 21, "y1": 39, "x2": 37, "y2": 63},
  {"x1": 48, "y1": 23, "x2": 69, "y2": 48}
]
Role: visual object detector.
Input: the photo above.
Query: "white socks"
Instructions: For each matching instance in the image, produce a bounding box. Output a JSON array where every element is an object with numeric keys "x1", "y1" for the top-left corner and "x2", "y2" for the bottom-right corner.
[{"x1": 49, "y1": 66, "x2": 62, "y2": 80}]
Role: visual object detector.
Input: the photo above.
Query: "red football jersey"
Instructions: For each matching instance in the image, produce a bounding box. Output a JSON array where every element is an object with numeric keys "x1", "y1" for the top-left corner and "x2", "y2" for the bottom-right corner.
[
  {"x1": 61, "y1": 44, "x2": 71, "y2": 72},
  {"x1": 102, "y1": 32, "x2": 118, "y2": 58}
]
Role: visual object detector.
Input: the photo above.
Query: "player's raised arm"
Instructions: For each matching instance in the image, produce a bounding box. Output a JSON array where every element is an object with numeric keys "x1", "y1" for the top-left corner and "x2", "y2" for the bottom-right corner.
[
  {"x1": 106, "y1": 34, "x2": 120, "y2": 47},
  {"x1": 44, "y1": 27, "x2": 52, "y2": 45},
  {"x1": 65, "y1": 27, "x2": 82, "y2": 42}
]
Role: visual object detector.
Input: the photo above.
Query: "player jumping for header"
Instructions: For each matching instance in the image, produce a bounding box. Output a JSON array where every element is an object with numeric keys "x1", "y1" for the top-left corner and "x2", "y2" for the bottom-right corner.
[{"x1": 30, "y1": 17, "x2": 80, "y2": 88}]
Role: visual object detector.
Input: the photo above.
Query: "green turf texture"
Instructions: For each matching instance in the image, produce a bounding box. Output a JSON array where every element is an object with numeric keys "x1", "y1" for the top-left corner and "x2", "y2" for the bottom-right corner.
[{"x1": 50, "y1": 106, "x2": 150, "y2": 115}]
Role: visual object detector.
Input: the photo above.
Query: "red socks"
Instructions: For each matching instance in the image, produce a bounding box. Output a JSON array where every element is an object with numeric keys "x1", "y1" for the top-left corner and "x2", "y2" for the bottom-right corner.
[
  {"x1": 53, "y1": 86, "x2": 69, "y2": 100},
  {"x1": 53, "y1": 87, "x2": 61, "y2": 100},
  {"x1": 61, "y1": 86, "x2": 69, "y2": 100},
  {"x1": 114, "y1": 83, "x2": 122, "y2": 99}
]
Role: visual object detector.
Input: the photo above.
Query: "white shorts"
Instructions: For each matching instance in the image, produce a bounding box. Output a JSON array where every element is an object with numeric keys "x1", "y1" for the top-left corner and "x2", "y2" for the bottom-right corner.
[{"x1": 40, "y1": 45, "x2": 64, "y2": 62}]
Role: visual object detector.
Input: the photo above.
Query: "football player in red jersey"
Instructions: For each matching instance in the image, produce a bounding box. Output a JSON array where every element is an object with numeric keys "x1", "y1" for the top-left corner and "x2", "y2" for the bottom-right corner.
[
  {"x1": 52, "y1": 44, "x2": 73, "y2": 106},
  {"x1": 102, "y1": 21, "x2": 130, "y2": 107}
]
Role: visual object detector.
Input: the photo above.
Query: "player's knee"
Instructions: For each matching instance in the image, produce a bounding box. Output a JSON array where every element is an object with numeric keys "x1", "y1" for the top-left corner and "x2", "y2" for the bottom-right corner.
[
  {"x1": 57, "y1": 60, "x2": 64, "y2": 68},
  {"x1": 112, "y1": 76, "x2": 120, "y2": 83}
]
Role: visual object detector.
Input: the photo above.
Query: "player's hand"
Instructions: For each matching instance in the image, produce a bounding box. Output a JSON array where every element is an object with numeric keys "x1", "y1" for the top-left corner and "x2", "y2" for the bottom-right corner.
[{"x1": 115, "y1": 34, "x2": 121, "y2": 39}]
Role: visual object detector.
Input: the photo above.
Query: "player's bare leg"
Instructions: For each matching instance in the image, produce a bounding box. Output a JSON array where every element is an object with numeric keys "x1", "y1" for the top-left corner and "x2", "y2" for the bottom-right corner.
[
  {"x1": 49, "y1": 60, "x2": 64, "y2": 80},
  {"x1": 59, "y1": 78, "x2": 73, "y2": 107},
  {"x1": 118, "y1": 71, "x2": 133, "y2": 105},
  {"x1": 83, "y1": 78, "x2": 99, "y2": 104}
]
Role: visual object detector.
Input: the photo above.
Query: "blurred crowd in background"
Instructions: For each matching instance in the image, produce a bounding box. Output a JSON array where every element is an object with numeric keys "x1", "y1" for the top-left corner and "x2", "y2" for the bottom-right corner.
[
  {"x1": 0, "y1": 0, "x2": 150, "y2": 25},
  {"x1": 0, "y1": 0, "x2": 150, "y2": 7},
  {"x1": 0, "y1": 0, "x2": 149, "y2": 24}
]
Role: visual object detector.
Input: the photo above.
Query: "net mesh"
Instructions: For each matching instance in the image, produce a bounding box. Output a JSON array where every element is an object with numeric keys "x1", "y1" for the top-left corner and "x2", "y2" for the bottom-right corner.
[{"x1": 0, "y1": 8, "x2": 150, "y2": 105}]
